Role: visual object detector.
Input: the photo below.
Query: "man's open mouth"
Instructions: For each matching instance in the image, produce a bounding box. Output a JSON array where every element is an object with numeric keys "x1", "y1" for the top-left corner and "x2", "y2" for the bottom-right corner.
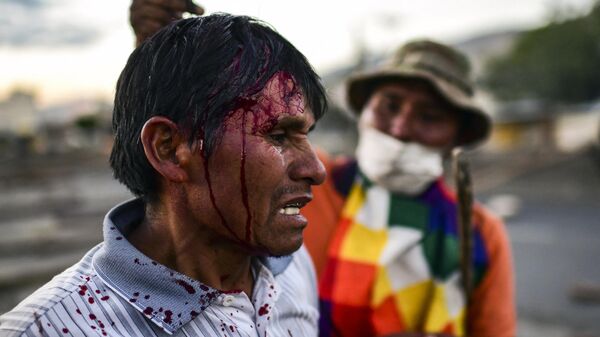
[
  {"x1": 278, "y1": 203, "x2": 301, "y2": 215},
  {"x1": 277, "y1": 195, "x2": 311, "y2": 216}
]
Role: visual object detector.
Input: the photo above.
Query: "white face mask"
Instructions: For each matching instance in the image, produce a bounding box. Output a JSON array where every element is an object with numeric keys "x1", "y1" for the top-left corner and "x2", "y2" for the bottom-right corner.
[{"x1": 355, "y1": 125, "x2": 444, "y2": 195}]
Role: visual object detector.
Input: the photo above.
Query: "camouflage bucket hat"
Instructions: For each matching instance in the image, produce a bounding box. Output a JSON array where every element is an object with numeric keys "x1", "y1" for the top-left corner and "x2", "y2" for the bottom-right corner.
[{"x1": 346, "y1": 39, "x2": 491, "y2": 146}]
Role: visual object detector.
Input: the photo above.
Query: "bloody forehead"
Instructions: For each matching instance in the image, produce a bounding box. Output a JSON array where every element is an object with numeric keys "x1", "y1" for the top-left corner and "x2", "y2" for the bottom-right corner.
[{"x1": 230, "y1": 71, "x2": 306, "y2": 133}]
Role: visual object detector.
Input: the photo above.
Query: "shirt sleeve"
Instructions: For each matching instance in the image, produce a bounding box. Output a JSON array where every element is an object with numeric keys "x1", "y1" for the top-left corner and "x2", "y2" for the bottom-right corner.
[{"x1": 469, "y1": 205, "x2": 516, "y2": 337}]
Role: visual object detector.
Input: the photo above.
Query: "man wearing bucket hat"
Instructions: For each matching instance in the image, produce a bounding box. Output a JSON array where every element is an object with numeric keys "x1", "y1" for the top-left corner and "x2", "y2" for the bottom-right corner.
[{"x1": 302, "y1": 40, "x2": 515, "y2": 337}]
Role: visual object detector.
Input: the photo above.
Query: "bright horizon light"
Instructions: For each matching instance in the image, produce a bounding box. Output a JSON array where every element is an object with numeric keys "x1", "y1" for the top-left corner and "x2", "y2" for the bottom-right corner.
[{"x1": 0, "y1": 0, "x2": 595, "y2": 107}]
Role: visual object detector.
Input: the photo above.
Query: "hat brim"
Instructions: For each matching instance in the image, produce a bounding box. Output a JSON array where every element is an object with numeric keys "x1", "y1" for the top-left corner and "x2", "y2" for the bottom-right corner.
[{"x1": 346, "y1": 68, "x2": 491, "y2": 147}]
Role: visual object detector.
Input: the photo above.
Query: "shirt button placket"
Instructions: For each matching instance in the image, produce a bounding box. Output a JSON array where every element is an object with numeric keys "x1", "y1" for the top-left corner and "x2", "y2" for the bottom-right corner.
[{"x1": 222, "y1": 295, "x2": 235, "y2": 307}]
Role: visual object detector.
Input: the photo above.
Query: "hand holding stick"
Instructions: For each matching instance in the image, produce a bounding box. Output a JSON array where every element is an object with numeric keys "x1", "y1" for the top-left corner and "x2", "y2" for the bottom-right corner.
[{"x1": 130, "y1": 0, "x2": 205, "y2": 46}]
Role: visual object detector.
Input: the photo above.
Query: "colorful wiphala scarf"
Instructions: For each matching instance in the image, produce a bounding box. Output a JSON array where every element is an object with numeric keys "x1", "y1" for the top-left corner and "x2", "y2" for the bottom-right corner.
[{"x1": 319, "y1": 176, "x2": 489, "y2": 337}]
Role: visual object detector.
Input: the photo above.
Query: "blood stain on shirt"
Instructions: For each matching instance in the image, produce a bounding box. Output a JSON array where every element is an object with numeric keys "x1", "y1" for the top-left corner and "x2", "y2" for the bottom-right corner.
[
  {"x1": 175, "y1": 279, "x2": 196, "y2": 294},
  {"x1": 78, "y1": 285, "x2": 88, "y2": 296},
  {"x1": 164, "y1": 310, "x2": 173, "y2": 324},
  {"x1": 258, "y1": 304, "x2": 269, "y2": 316}
]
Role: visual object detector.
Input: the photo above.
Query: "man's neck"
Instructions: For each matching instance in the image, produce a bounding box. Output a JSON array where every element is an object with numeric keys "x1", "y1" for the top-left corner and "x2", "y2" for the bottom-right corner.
[{"x1": 127, "y1": 201, "x2": 255, "y2": 297}]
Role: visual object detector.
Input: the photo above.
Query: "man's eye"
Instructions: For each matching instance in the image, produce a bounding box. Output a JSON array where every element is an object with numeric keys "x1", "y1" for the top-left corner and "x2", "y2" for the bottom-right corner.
[
  {"x1": 382, "y1": 98, "x2": 400, "y2": 113},
  {"x1": 419, "y1": 110, "x2": 445, "y2": 123},
  {"x1": 269, "y1": 132, "x2": 287, "y2": 144},
  {"x1": 388, "y1": 103, "x2": 400, "y2": 113}
]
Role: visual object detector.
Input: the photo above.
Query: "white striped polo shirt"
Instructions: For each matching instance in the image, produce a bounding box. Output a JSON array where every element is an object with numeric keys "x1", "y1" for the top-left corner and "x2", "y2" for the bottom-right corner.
[{"x1": 0, "y1": 199, "x2": 319, "y2": 337}]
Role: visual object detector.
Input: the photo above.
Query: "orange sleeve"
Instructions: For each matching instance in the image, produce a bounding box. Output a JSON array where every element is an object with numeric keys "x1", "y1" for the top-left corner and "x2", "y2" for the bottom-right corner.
[
  {"x1": 302, "y1": 150, "x2": 346, "y2": 279},
  {"x1": 469, "y1": 205, "x2": 516, "y2": 337}
]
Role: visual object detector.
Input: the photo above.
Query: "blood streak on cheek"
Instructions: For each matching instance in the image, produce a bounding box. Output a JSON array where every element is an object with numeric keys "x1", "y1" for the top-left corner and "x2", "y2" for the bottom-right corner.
[
  {"x1": 199, "y1": 130, "x2": 244, "y2": 245},
  {"x1": 222, "y1": 97, "x2": 259, "y2": 245},
  {"x1": 201, "y1": 114, "x2": 265, "y2": 251},
  {"x1": 240, "y1": 112, "x2": 252, "y2": 243}
]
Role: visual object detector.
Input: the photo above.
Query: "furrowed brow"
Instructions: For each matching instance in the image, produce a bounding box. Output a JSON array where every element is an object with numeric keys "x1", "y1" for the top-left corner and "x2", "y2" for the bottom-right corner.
[{"x1": 276, "y1": 115, "x2": 314, "y2": 132}]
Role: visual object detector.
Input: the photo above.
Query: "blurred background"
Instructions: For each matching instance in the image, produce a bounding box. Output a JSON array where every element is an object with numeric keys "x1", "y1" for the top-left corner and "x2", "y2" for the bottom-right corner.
[{"x1": 1, "y1": 0, "x2": 600, "y2": 336}]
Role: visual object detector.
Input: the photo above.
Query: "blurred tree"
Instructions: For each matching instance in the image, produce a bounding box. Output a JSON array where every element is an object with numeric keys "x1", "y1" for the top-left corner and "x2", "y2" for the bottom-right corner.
[
  {"x1": 74, "y1": 114, "x2": 100, "y2": 136},
  {"x1": 482, "y1": 1, "x2": 600, "y2": 103},
  {"x1": 74, "y1": 114, "x2": 100, "y2": 132}
]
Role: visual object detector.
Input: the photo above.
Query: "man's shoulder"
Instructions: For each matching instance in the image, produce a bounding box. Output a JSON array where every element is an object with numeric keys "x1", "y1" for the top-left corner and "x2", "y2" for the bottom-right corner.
[
  {"x1": 435, "y1": 180, "x2": 506, "y2": 230},
  {"x1": 0, "y1": 245, "x2": 102, "y2": 336},
  {"x1": 472, "y1": 202, "x2": 507, "y2": 238}
]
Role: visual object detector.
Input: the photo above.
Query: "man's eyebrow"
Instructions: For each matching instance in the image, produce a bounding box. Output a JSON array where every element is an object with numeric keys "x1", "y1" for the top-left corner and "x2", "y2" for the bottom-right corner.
[
  {"x1": 382, "y1": 92, "x2": 402, "y2": 100},
  {"x1": 275, "y1": 116, "x2": 314, "y2": 132}
]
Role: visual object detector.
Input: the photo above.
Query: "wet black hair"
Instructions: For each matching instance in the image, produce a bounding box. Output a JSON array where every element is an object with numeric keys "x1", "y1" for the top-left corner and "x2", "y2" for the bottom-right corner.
[{"x1": 109, "y1": 13, "x2": 327, "y2": 201}]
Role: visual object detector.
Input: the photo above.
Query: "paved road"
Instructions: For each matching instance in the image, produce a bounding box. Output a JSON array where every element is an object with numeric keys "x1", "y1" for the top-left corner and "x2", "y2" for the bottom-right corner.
[
  {"x1": 0, "y1": 152, "x2": 132, "y2": 313},
  {"x1": 478, "y1": 149, "x2": 600, "y2": 336}
]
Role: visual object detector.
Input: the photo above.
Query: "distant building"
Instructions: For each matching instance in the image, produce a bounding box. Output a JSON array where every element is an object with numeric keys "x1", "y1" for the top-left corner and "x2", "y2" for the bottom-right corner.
[
  {"x1": 0, "y1": 89, "x2": 113, "y2": 157},
  {"x1": 0, "y1": 89, "x2": 38, "y2": 136}
]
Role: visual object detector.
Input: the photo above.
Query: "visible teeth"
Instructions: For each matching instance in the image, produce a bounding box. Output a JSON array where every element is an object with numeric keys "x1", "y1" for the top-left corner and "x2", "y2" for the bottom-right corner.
[{"x1": 279, "y1": 207, "x2": 300, "y2": 215}]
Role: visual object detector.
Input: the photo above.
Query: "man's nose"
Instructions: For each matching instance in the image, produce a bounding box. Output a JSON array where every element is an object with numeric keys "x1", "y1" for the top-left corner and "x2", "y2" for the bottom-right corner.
[
  {"x1": 289, "y1": 144, "x2": 326, "y2": 186},
  {"x1": 387, "y1": 112, "x2": 413, "y2": 142}
]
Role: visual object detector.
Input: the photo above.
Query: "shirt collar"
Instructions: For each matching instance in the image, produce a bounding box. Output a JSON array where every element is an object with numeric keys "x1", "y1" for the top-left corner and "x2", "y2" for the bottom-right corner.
[{"x1": 92, "y1": 198, "x2": 293, "y2": 334}]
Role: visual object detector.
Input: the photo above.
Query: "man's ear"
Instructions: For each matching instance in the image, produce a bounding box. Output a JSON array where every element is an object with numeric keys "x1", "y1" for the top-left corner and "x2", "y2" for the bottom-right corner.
[{"x1": 141, "y1": 116, "x2": 191, "y2": 183}]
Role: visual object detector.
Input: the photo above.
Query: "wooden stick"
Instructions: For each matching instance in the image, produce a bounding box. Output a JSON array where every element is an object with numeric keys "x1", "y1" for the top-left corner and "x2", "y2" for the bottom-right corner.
[{"x1": 452, "y1": 148, "x2": 474, "y2": 336}]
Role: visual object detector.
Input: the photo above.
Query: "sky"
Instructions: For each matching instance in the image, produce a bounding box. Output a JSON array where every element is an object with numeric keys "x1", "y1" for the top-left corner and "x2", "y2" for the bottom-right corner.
[{"x1": 0, "y1": 0, "x2": 595, "y2": 107}]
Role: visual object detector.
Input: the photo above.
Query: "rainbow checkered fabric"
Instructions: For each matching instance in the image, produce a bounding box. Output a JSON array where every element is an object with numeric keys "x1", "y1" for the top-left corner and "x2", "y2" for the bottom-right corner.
[{"x1": 319, "y1": 176, "x2": 488, "y2": 337}]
